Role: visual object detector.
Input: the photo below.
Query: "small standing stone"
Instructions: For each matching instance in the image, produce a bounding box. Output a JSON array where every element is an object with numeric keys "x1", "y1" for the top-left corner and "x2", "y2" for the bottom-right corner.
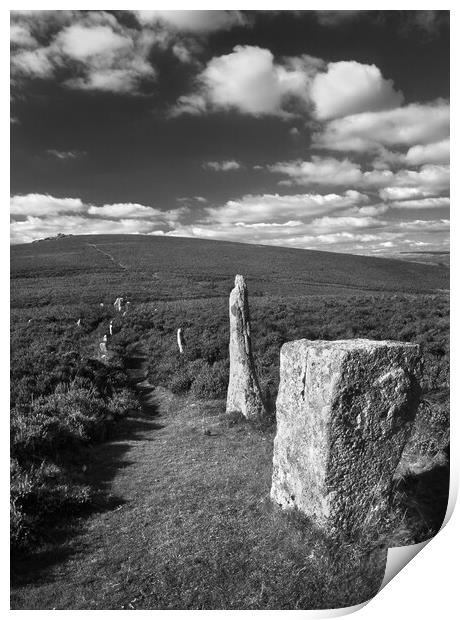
[
  {"x1": 177, "y1": 328, "x2": 185, "y2": 354},
  {"x1": 99, "y1": 335, "x2": 108, "y2": 360},
  {"x1": 270, "y1": 338, "x2": 422, "y2": 539},
  {"x1": 226, "y1": 275, "x2": 266, "y2": 420}
]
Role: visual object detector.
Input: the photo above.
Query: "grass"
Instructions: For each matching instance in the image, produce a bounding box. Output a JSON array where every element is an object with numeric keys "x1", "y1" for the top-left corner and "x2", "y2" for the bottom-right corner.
[
  {"x1": 10, "y1": 234, "x2": 450, "y2": 609},
  {"x1": 11, "y1": 382, "x2": 388, "y2": 610},
  {"x1": 11, "y1": 234, "x2": 449, "y2": 308}
]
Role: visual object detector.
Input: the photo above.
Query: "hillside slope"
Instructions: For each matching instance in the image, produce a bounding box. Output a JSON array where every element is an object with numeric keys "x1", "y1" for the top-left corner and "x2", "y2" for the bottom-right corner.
[{"x1": 10, "y1": 234, "x2": 449, "y2": 307}]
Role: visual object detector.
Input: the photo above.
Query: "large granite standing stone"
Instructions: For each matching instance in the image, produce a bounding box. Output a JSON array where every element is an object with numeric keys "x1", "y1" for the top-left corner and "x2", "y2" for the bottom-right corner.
[
  {"x1": 271, "y1": 339, "x2": 422, "y2": 539},
  {"x1": 226, "y1": 275, "x2": 266, "y2": 420}
]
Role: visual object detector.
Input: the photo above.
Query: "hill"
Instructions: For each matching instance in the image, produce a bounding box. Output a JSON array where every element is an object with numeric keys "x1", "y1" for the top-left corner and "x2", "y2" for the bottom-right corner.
[{"x1": 10, "y1": 234, "x2": 449, "y2": 308}]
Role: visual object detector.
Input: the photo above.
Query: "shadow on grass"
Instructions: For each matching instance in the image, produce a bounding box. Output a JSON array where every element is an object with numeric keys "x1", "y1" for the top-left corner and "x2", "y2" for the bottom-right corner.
[
  {"x1": 11, "y1": 356, "x2": 163, "y2": 589},
  {"x1": 394, "y1": 454, "x2": 450, "y2": 543}
]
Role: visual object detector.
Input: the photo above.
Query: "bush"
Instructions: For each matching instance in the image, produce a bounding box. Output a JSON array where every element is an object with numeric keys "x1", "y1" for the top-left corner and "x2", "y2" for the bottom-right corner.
[
  {"x1": 108, "y1": 388, "x2": 141, "y2": 419},
  {"x1": 170, "y1": 370, "x2": 194, "y2": 395},
  {"x1": 10, "y1": 317, "x2": 142, "y2": 552},
  {"x1": 11, "y1": 386, "x2": 110, "y2": 461},
  {"x1": 10, "y1": 459, "x2": 93, "y2": 551},
  {"x1": 191, "y1": 360, "x2": 228, "y2": 399}
]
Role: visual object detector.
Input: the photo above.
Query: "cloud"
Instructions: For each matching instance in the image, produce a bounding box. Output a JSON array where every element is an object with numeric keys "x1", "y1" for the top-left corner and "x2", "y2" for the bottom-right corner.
[
  {"x1": 10, "y1": 194, "x2": 188, "y2": 242},
  {"x1": 386, "y1": 197, "x2": 450, "y2": 210},
  {"x1": 56, "y1": 24, "x2": 132, "y2": 60},
  {"x1": 10, "y1": 191, "x2": 449, "y2": 256},
  {"x1": 173, "y1": 45, "x2": 323, "y2": 117},
  {"x1": 11, "y1": 11, "x2": 157, "y2": 94},
  {"x1": 269, "y1": 156, "x2": 363, "y2": 187},
  {"x1": 392, "y1": 165, "x2": 450, "y2": 194},
  {"x1": 378, "y1": 187, "x2": 438, "y2": 201},
  {"x1": 203, "y1": 160, "x2": 241, "y2": 171},
  {"x1": 397, "y1": 219, "x2": 449, "y2": 231},
  {"x1": 173, "y1": 48, "x2": 406, "y2": 122},
  {"x1": 87, "y1": 203, "x2": 168, "y2": 219},
  {"x1": 10, "y1": 215, "x2": 162, "y2": 245},
  {"x1": 10, "y1": 22, "x2": 38, "y2": 48},
  {"x1": 310, "y1": 61, "x2": 403, "y2": 120},
  {"x1": 11, "y1": 47, "x2": 55, "y2": 79},
  {"x1": 10, "y1": 194, "x2": 86, "y2": 217},
  {"x1": 46, "y1": 149, "x2": 85, "y2": 160},
  {"x1": 134, "y1": 10, "x2": 247, "y2": 33},
  {"x1": 406, "y1": 139, "x2": 450, "y2": 166},
  {"x1": 308, "y1": 215, "x2": 384, "y2": 233},
  {"x1": 203, "y1": 190, "x2": 369, "y2": 225},
  {"x1": 314, "y1": 100, "x2": 449, "y2": 152},
  {"x1": 268, "y1": 156, "x2": 450, "y2": 195}
]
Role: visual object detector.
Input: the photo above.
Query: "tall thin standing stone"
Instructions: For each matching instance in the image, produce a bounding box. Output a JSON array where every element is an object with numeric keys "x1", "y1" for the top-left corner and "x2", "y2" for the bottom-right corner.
[
  {"x1": 226, "y1": 275, "x2": 266, "y2": 420},
  {"x1": 271, "y1": 338, "x2": 422, "y2": 539}
]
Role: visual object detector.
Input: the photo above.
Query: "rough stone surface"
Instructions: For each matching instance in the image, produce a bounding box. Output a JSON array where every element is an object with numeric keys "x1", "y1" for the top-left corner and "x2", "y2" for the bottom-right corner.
[
  {"x1": 226, "y1": 275, "x2": 266, "y2": 420},
  {"x1": 270, "y1": 338, "x2": 422, "y2": 539}
]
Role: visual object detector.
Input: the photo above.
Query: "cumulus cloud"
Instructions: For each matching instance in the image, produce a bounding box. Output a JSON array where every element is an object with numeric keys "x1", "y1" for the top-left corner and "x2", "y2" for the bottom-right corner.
[
  {"x1": 405, "y1": 139, "x2": 450, "y2": 166},
  {"x1": 56, "y1": 24, "x2": 131, "y2": 59},
  {"x1": 270, "y1": 156, "x2": 363, "y2": 187},
  {"x1": 309, "y1": 215, "x2": 384, "y2": 232},
  {"x1": 10, "y1": 194, "x2": 188, "y2": 242},
  {"x1": 172, "y1": 46, "x2": 408, "y2": 123},
  {"x1": 386, "y1": 197, "x2": 450, "y2": 210},
  {"x1": 134, "y1": 10, "x2": 247, "y2": 33},
  {"x1": 379, "y1": 187, "x2": 438, "y2": 201},
  {"x1": 203, "y1": 190, "x2": 369, "y2": 224},
  {"x1": 314, "y1": 100, "x2": 449, "y2": 152},
  {"x1": 10, "y1": 215, "x2": 162, "y2": 245},
  {"x1": 268, "y1": 156, "x2": 450, "y2": 195},
  {"x1": 173, "y1": 46, "x2": 323, "y2": 117},
  {"x1": 10, "y1": 194, "x2": 86, "y2": 217},
  {"x1": 11, "y1": 47, "x2": 55, "y2": 79},
  {"x1": 11, "y1": 11, "x2": 157, "y2": 94},
  {"x1": 397, "y1": 219, "x2": 449, "y2": 231},
  {"x1": 202, "y1": 160, "x2": 241, "y2": 171},
  {"x1": 10, "y1": 191, "x2": 449, "y2": 256},
  {"x1": 87, "y1": 203, "x2": 173, "y2": 219},
  {"x1": 310, "y1": 61, "x2": 403, "y2": 120},
  {"x1": 10, "y1": 22, "x2": 38, "y2": 48}
]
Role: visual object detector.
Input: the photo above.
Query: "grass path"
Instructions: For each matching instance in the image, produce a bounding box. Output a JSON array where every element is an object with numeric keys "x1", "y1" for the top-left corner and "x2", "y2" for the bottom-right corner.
[
  {"x1": 11, "y1": 350, "x2": 385, "y2": 610},
  {"x1": 85, "y1": 242, "x2": 128, "y2": 271}
]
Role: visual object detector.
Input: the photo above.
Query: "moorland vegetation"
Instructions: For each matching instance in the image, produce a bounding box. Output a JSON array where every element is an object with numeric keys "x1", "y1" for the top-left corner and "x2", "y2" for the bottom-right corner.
[{"x1": 10, "y1": 235, "x2": 450, "y2": 608}]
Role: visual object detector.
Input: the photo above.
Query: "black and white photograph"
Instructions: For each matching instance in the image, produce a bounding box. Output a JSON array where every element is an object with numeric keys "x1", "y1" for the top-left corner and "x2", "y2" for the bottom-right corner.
[{"x1": 9, "y1": 7, "x2": 450, "y2": 611}]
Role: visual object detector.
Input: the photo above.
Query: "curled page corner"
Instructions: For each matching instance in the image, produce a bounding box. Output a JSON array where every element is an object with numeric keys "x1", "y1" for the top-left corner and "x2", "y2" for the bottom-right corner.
[
  {"x1": 290, "y1": 601, "x2": 369, "y2": 618},
  {"x1": 378, "y1": 471, "x2": 456, "y2": 592},
  {"x1": 379, "y1": 539, "x2": 431, "y2": 592}
]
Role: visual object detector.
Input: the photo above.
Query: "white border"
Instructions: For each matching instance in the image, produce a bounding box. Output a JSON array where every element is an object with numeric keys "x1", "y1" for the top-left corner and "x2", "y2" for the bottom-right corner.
[{"x1": 4, "y1": 2, "x2": 456, "y2": 617}]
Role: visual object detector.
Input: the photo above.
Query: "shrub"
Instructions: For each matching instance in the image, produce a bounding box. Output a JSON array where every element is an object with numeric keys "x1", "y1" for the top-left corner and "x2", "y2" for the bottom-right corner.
[
  {"x1": 11, "y1": 386, "x2": 110, "y2": 461},
  {"x1": 108, "y1": 388, "x2": 141, "y2": 419},
  {"x1": 191, "y1": 360, "x2": 228, "y2": 399},
  {"x1": 170, "y1": 370, "x2": 194, "y2": 395},
  {"x1": 10, "y1": 460, "x2": 93, "y2": 552}
]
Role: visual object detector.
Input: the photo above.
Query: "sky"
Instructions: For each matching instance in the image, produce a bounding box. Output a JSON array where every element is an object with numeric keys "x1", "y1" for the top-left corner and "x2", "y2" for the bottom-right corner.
[{"x1": 10, "y1": 9, "x2": 450, "y2": 255}]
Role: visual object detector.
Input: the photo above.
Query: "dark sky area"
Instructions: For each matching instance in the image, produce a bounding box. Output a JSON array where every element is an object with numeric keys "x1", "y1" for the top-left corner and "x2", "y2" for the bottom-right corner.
[{"x1": 10, "y1": 10, "x2": 450, "y2": 255}]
